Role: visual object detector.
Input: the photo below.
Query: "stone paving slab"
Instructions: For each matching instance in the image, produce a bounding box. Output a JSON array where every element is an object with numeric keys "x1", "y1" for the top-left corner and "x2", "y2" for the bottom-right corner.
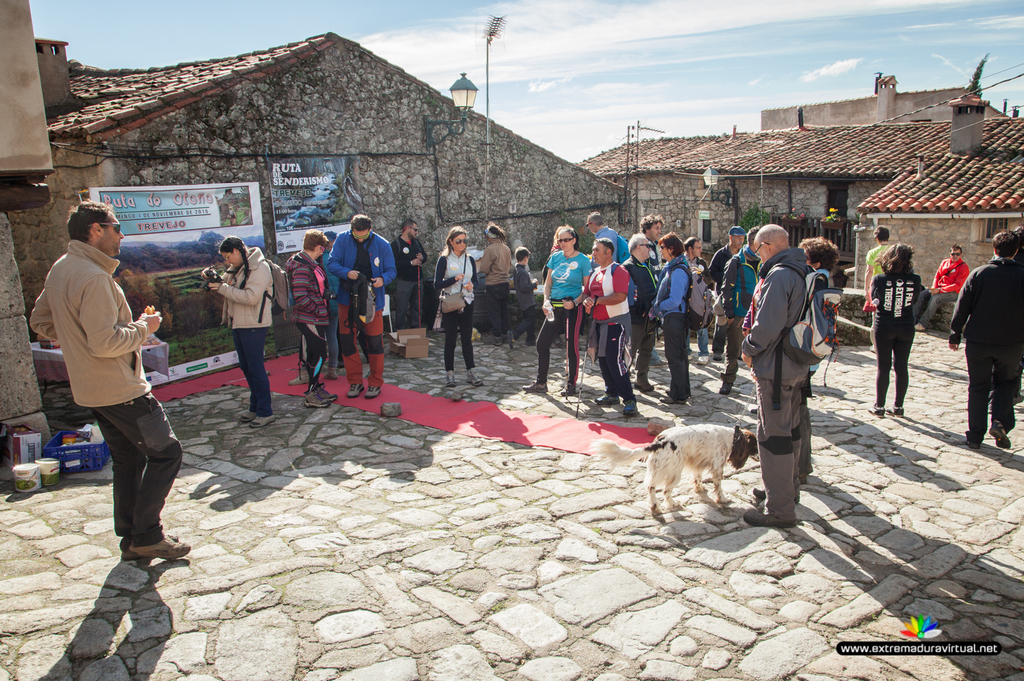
[{"x1": 2, "y1": 331, "x2": 1024, "y2": 680}]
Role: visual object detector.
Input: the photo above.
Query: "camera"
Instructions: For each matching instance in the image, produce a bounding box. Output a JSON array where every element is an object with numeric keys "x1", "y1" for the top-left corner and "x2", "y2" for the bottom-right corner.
[{"x1": 199, "y1": 267, "x2": 223, "y2": 284}]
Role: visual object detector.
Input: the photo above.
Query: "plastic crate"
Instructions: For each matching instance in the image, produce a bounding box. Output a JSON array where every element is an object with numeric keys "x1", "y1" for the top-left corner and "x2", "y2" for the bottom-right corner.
[{"x1": 42, "y1": 431, "x2": 111, "y2": 473}]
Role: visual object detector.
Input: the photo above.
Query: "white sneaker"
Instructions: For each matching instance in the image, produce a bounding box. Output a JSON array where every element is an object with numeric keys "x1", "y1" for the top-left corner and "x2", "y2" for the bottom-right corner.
[{"x1": 696, "y1": 354, "x2": 710, "y2": 365}]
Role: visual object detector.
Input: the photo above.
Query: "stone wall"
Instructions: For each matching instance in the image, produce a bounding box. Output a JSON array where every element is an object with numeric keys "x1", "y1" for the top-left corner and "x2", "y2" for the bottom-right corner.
[
  {"x1": 0, "y1": 213, "x2": 49, "y2": 440},
  {"x1": 854, "y1": 217, "x2": 988, "y2": 290},
  {"x1": 9, "y1": 35, "x2": 622, "y2": 313}
]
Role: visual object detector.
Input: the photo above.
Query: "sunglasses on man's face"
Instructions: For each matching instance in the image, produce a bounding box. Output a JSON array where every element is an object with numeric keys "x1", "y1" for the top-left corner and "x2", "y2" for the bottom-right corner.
[
  {"x1": 951, "y1": 251, "x2": 962, "y2": 256},
  {"x1": 100, "y1": 222, "x2": 122, "y2": 234}
]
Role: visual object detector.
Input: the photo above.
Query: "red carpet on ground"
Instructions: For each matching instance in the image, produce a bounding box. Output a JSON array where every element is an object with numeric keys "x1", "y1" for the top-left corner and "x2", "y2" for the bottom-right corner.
[{"x1": 152, "y1": 355, "x2": 653, "y2": 454}]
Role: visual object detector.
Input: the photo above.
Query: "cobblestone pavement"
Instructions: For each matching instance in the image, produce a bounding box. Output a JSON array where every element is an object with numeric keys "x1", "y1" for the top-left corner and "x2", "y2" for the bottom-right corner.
[{"x1": 3, "y1": 330, "x2": 1024, "y2": 681}]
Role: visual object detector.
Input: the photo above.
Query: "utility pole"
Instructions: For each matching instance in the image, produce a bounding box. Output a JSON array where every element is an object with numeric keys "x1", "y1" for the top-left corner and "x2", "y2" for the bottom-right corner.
[
  {"x1": 483, "y1": 16, "x2": 506, "y2": 223},
  {"x1": 634, "y1": 122, "x2": 664, "y2": 231}
]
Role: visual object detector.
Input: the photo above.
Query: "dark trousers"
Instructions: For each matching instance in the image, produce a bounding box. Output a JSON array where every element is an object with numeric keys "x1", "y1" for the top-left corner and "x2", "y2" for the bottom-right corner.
[
  {"x1": 536, "y1": 305, "x2": 584, "y2": 385},
  {"x1": 796, "y1": 374, "x2": 814, "y2": 478},
  {"x1": 965, "y1": 341, "x2": 1024, "y2": 444},
  {"x1": 442, "y1": 303, "x2": 476, "y2": 371},
  {"x1": 875, "y1": 324, "x2": 915, "y2": 407},
  {"x1": 394, "y1": 277, "x2": 421, "y2": 330},
  {"x1": 488, "y1": 282, "x2": 512, "y2": 337},
  {"x1": 662, "y1": 313, "x2": 691, "y2": 401},
  {"x1": 712, "y1": 318, "x2": 728, "y2": 356},
  {"x1": 91, "y1": 394, "x2": 182, "y2": 549},
  {"x1": 719, "y1": 316, "x2": 745, "y2": 385},
  {"x1": 598, "y1": 323, "x2": 635, "y2": 401},
  {"x1": 233, "y1": 327, "x2": 272, "y2": 416},
  {"x1": 631, "y1": 317, "x2": 658, "y2": 385},
  {"x1": 755, "y1": 375, "x2": 803, "y2": 521},
  {"x1": 296, "y1": 322, "x2": 328, "y2": 393},
  {"x1": 514, "y1": 305, "x2": 536, "y2": 342}
]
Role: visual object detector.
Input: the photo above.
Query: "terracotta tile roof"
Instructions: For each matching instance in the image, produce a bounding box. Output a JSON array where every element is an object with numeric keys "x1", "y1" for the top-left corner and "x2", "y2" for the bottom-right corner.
[
  {"x1": 48, "y1": 34, "x2": 340, "y2": 140},
  {"x1": 858, "y1": 153, "x2": 1024, "y2": 214},
  {"x1": 577, "y1": 122, "x2": 994, "y2": 179}
]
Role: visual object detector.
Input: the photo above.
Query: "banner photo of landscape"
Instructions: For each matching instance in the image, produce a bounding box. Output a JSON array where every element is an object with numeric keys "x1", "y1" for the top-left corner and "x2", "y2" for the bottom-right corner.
[
  {"x1": 267, "y1": 155, "x2": 363, "y2": 253},
  {"x1": 89, "y1": 182, "x2": 266, "y2": 384}
]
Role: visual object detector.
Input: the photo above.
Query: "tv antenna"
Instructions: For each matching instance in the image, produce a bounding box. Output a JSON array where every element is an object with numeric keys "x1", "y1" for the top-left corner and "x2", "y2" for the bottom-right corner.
[{"x1": 483, "y1": 16, "x2": 506, "y2": 221}]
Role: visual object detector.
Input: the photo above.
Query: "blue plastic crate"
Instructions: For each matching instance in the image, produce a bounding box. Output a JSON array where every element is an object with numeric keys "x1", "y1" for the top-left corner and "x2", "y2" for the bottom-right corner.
[{"x1": 42, "y1": 431, "x2": 111, "y2": 473}]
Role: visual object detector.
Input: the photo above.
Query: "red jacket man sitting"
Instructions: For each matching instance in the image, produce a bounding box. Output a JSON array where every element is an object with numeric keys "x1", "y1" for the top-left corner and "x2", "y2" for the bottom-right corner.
[{"x1": 915, "y1": 244, "x2": 969, "y2": 329}]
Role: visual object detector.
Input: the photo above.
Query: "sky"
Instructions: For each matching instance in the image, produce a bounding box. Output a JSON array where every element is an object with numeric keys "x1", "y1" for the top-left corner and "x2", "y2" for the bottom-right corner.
[{"x1": 28, "y1": 0, "x2": 1024, "y2": 163}]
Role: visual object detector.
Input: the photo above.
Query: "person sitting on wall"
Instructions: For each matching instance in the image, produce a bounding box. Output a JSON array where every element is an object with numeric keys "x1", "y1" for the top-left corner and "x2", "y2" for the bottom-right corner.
[
  {"x1": 914, "y1": 243, "x2": 969, "y2": 331},
  {"x1": 326, "y1": 214, "x2": 396, "y2": 400}
]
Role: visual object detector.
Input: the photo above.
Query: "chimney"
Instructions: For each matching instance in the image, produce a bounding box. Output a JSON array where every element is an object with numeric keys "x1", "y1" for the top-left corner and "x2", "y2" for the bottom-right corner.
[
  {"x1": 916, "y1": 155, "x2": 925, "y2": 180},
  {"x1": 732, "y1": 124, "x2": 737, "y2": 140},
  {"x1": 874, "y1": 72, "x2": 882, "y2": 95},
  {"x1": 35, "y1": 38, "x2": 80, "y2": 117},
  {"x1": 949, "y1": 94, "x2": 987, "y2": 155},
  {"x1": 876, "y1": 75, "x2": 897, "y2": 123},
  {"x1": 797, "y1": 107, "x2": 805, "y2": 129}
]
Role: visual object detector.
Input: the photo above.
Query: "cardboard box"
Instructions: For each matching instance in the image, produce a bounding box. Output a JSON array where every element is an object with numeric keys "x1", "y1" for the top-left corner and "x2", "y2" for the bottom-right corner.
[
  {"x1": 388, "y1": 328, "x2": 429, "y2": 359},
  {"x1": 3, "y1": 423, "x2": 42, "y2": 468}
]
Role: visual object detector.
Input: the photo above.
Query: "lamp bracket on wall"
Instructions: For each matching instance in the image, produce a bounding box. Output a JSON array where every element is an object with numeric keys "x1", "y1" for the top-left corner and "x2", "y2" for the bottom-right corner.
[{"x1": 424, "y1": 112, "x2": 469, "y2": 151}]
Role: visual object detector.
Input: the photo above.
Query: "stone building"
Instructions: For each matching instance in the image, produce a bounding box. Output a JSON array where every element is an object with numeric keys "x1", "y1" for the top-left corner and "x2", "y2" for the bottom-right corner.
[
  {"x1": 0, "y1": 0, "x2": 53, "y2": 440},
  {"x1": 9, "y1": 32, "x2": 621, "y2": 318},
  {"x1": 579, "y1": 112, "x2": 1021, "y2": 285},
  {"x1": 857, "y1": 96, "x2": 1024, "y2": 289},
  {"x1": 761, "y1": 74, "x2": 1007, "y2": 130}
]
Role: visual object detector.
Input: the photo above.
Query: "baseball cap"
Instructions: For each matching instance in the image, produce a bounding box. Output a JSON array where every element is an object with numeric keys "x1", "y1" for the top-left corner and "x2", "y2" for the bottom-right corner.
[
  {"x1": 323, "y1": 230, "x2": 338, "y2": 241},
  {"x1": 728, "y1": 226, "x2": 746, "y2": 236}
]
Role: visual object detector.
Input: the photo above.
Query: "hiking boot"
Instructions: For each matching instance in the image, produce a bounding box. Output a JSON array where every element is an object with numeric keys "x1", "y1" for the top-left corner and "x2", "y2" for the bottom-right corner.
[
  {"x1": 446, "y1": 371, "x2": 457, "y2": 388},
  {"x1": 347, "y1": 383, "x2": 365, "y2": 398},
  {"x1": 365, "y1": 386, "x2": 382, "y2": 399},
  {"x1": 870, "y1": 405, "x2": 885, "y2": 417},
  {"x1": 712, "y1": 353, "x2": 723, "y2": 362},
  {"x1": 325, "y1": 366, "x2": 338, "y2": 380},
  {"x1": 561, "y1": 384, "x2": 578, "y2": 397},
  {"x1": 238, "y1": 410, "x2": 257, "y2": 423},
  {"x1": 634, "y1": 380, "x2": 655, "y2": 393},
  {"x1": 753, "y1": 488, "x2": 800, "y2": 504},
  {"x1": 989, "y1": 421, "x2": 1011, "y2": 449},
  {"x1": 305, "y1": 389, "x2": 331, "y2": 408},
  {"x1": 595, "y1": 394, "x2": 620, "y2": 406},
  {"x1": 623, "y1": 399, "x2": 639, "y2": 417},
  {"x1": 467, "y1": 369, "x2": 484, "y2": 386},
  {"x1": 964, "y1": 439, "x2": 981, "y2": 450},
  {"x1": 316, "y1": 386, "x2": 338, "y2": 402},
  {"x1": 288, "y1": 369, "x2": 308, "y2": 386},
  {"x1": 492, "y1": 335, "x2": 504, "y2": 346},
  {"x1": 250, "y1": 415, "x2": 277, "y2": 428},
  {"x1": 719, "y1": 382, "x2": 732, "y2": 395},
  {"x1": 743, "y1": 509, "x2": 796, "y2": 528},
  {"x1": 660, "y1": 395, "x2": 687, "y2": 405},
  {"x1": 121, "y1": 547, "x2": 145, "y2": 561},
  {"x1": 129, "y1": 536, "x2": 191, "y2": 560},
  {"x1": 523, "y1": 381, "x2": 547, "y2": 393},
  {"x1": 885, "y1": 406, "x2": 904, "y2": 417}
]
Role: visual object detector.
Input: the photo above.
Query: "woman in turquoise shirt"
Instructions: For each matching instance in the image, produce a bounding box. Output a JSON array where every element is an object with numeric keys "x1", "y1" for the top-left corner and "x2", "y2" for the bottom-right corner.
[{"x1": 523, "y1": 225, "x2": 591, "y2": 397}]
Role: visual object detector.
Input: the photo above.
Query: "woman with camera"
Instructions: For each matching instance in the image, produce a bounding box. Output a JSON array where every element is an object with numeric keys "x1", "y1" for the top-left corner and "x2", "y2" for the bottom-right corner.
[
  {"x1": 433, "y1": 226, "x2": 483, "y2": 388},
  {"x1": 207, "y1": 236, "x2": 275, "y2": 428}
]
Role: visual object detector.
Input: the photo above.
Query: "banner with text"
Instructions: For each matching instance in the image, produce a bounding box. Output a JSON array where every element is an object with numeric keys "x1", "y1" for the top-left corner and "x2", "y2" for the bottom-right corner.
[
  {"x1": 267, "y1": 155, "x2": 363, "y2": 253},
  {"x1": 90, "y1": 182, "x2": 266, "y2": 382}
]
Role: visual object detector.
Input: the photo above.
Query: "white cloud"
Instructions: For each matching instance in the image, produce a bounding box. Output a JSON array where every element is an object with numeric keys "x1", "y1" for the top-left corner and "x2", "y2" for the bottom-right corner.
[
  {"x1": 932, "y1": 53, "x2": 968, "y2": 76},
  {"x1": 528, "y1": 76, "x2": 571, "y2": 92},
  {"x1": 799, "y1": 58, "x2": 864, "y2": 82},
  {"x1": 976, "y1": 15, "x2": 1024, "y2": 29},
  {"x1": 905, "y1": 22, "x2": 955, "y2": 28}
]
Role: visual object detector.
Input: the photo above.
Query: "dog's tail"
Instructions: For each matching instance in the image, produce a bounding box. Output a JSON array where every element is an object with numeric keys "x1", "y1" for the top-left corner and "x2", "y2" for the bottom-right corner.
[{"x1": 591, "y1": 439, "x2": 647, "y2": 466}]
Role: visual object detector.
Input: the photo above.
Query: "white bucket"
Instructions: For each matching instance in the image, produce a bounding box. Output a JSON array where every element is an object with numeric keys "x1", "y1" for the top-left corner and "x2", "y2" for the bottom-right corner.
[
  {"x1": 36, "y1": 458, "x2": 60, "y2": 486},
  {"x1": 13, "y1": 463, "x2": 41, "y2": 492}
]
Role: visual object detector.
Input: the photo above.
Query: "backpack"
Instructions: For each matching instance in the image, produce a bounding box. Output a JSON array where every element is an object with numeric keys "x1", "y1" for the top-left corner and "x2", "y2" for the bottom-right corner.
[
  {"x1": 608, "y1": 262, "x2": 637, "y2": 308},
  {"x1": 769, "y1": 262, "x2": 842, "y2": 408},
  {"x1": 262, "y1": 260, "x2": 292, "y2": 320},
  {"x1": 615, "y1": 234, "x2": 630, "y2": 265},
  {"x1": 686, "y1": 267, "x2": 715, "y2": 331}
]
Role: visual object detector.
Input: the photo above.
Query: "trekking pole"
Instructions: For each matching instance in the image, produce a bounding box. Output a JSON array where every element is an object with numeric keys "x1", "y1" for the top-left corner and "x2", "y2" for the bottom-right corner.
[{"x1": 575, "y1": 351, "x2": 592, "y2": 420}]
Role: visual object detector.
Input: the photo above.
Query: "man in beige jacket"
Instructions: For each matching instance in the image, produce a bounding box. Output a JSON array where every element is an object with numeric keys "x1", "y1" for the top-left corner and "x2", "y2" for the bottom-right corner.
[{"x1": 31, "y1": 201, "x2": 190, "y2": 561}]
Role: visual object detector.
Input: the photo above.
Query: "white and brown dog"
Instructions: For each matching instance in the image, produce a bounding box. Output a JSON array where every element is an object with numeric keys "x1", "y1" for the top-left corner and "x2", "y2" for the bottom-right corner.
[{"x1": 591, "y1": 424, "x2": 759, "y2": 516}]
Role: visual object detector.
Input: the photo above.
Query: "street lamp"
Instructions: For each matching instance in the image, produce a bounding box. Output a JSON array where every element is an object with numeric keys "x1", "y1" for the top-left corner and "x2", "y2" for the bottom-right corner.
[
  {"x1": 425, "y1": 73, "x2": 479, "y2": 150},
  {"x1": 703, "y1": 166, "x2": 733, "y2": 206}
]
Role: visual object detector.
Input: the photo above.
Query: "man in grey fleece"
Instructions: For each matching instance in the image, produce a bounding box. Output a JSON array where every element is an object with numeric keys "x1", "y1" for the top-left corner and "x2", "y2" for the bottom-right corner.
[{"x1": 741, "y1": 225, "x2": 810, "y2": 528}]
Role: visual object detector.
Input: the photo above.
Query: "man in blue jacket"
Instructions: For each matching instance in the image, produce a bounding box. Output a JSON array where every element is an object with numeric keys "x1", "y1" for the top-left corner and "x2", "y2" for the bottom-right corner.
[
  {"x1": 326, "y1": 215, "x2": 397, "y2": 399},
  {"x1": 718, "y1": 228, "x2": 760, "y2": 395}
]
